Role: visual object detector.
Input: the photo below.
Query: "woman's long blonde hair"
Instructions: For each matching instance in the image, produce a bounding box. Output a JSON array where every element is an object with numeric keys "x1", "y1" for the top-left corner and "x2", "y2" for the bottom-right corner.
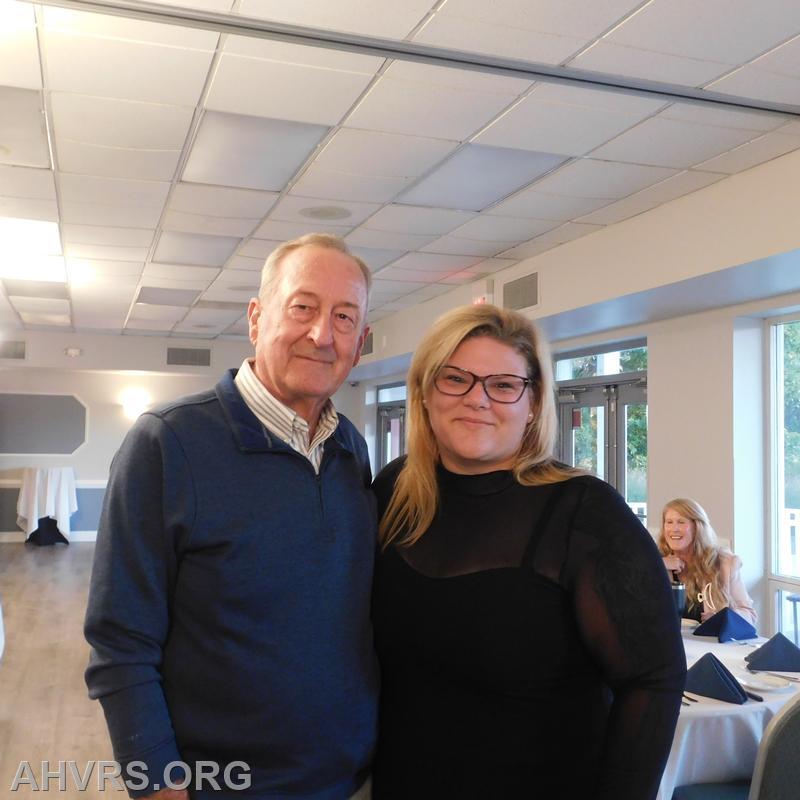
[
  {"x1": 380, "y1": 304, "x2": 579, "y2": 548},
  {"x1": 657, "y1": 498, "x2": 732, "y2": 613}
]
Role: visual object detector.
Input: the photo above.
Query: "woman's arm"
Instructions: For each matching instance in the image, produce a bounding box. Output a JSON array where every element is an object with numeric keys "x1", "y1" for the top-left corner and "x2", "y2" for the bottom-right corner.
[
  {"x1": 720, "y1": 552, "x2": 757, "y2": 625},
  {"x1": 564, "y1": 479, "x2": 686, "y2": 800}
]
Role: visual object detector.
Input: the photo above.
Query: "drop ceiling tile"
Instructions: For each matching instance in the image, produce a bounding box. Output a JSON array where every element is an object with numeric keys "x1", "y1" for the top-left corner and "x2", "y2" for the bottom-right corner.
[
  {"x1": 129, "y1": 303, "x2": 188, "y2": 322},
  {"x1": 0, "y1": 0, "x2": 41, "y2": 90},
  {"x1": 421, "y1": 235, "x2": 514, "y2": 257},
  {"x1": 695, "y1": 131, "x2": 800, "y2": 174},
  {"x1": 529, "y1": 221, "x2": 604, "y2": 247},
  {"x1": 137, "y1": 285, "x2": 200, "y2": 306},
  {"x1": 19, "y1": 311, "x2": 72, "y2": 327},
  {"x1": 372, "y1": 278, "x2": 426, "y2": 295},
  {"x1": 407, "y1": 282, "x2": 455, "y2": 301},
  {"x1": 399, "y1": 144, "x2": 567, "y2": 211},
  {"x1": 374, "y1": 266, "x2": 453, "y2": 283},
  {"x1": 9, "y1": 296, "x2": 71, "y2": 315},
  {"x1": 59, "y1": 174, "x2": 171, "y2": 209},
  {"x1": 44, "y1": 30, "x2": 216, "y2": 105},
  {"x1": 390, "y1": 252, "x2": 483, "y2": 272},
  {"x1": 269, "y1": 195, "x2": 380, "y2": 227},
  {"x1": 439, "y1": 270, "x2": 480, "y2": 285},
  {"x1": 125, "y1": 318, "x2": 176, "y2": 332},
  {"x1": 181, "y1": 305, "x2": 243, "y2": 325},
  {"x1": 630, "y1": 169, "x2": 725, "y2": 203},
  {"x1": 222, "y1": 36, "x2": 383, "y2": 73},
  {"x1": 603, "y1": 0, "x2": 800, "y2": 65},
  {"x1": 0, "y1": 197, "x2": 58, "y2": 221},
  {"x1": 143, "y1": 263, "x2": 221, "y2": 282},
  {"x1": 570, "y1": 42, "x2": 731, "y2": 87},
  {"x1": 364, "y1": 205, "x2": 475, "y2": 236},
  {"x1": 154, "y1": 231, "x2": 241, "y2": 267},
  {"x1": 183, "y1": 111, "x2": 329, "y2": 191},
  {"x1": 314, "y1": 128, "x2": 458, "y2": 178},
  {"x1": 661, "y1": 103, "x2": 788, "y2": 133},
  {"x1": 488, "y1": 188, "x2": 609, "y2": 220},
  {"x1": 207, "y1": 54, "x2": 375, "y2": 125},
  {"x1": 591, "y1": 117, "x2": 761, "y2": 168},
  {"x1": 349, "y1": 246, "x2": 405, "y2": 271},
  {"x1": 211, "y1": 269, "x2": 261, "y2": 288},
  {"x1": 50, "y1": 93, "x2": 195, "y2": 149},
  {"x1": 62, "y1": 224, "x2": 155, "y2": 247},
  {"x1": 71, "y1": 259, "x2": 144, "y2": 281},
  {"x1": 237, "y1": 0, "x2": 434, "y2": 39},
  {"x1": 64, "y1": 243, "x2": 151, "y2": 262},
  {"x1": 470, "y1": 257, "x2": 518, "y2": 274},
  {"x1": 346, "y1": 229, "x2": 438, "y2": 251},
  {"x1": 710, "y1": 34, "x2": 800, "y2": 106},
  {"x1": 56, "y1": 140, "x2": 182, "y2": 182},
  {"x1": 346, "y1": 61, "x2": 530, "y2": 141},
  {"x1": 226, "y1": 255, "x2": 265, "y2": 270},
  {"x1": 42, "y1": 6, "x2": 219, "y2": 47},
  {"x1": 0, "y1": 87, "x2": 50, "y2": 168},
  {"x1": 450, "y1": 214, "x2": 557, "y2": 241},
  {"x1": 413, "y1": 14, "x2": 585, "y2": 64},
  {"x1": 162, "y1": 210, "x2": 260, "y2": 238},
  {"x1": 290, "y1": 169, "x2": 410, "y2": 204},
  {"x1": 171, "y1": 183, "x2": 278, "y2": 218},
  {"x1": 253, "y1": 219, "x2": 351, "y2": 241},
  {"x1": 0, "y1": 165, "x2": 56, "y2": 199},
  {"x1": 237, "y1": 239, "x2": 282, "y2": 259},
  {"x1": 576, "y1": 195, "x2": 660, "y2": 225},
  {"x1": 532, "y1": 159, "x2": 678, "y2": 199},
  {"x1": 60, "y1": 200, "x2": 163, "y2": 228},
  {"x1": 74, "y1": 317, "x2": 125, "y2": 332},
  {"x1": 475, "y1": 84, "x2": 666, "y2": 156}
]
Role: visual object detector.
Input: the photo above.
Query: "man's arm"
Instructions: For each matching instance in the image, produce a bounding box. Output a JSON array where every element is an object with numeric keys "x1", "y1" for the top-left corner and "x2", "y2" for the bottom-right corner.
[{"x1": 85, "y1": 413, "x2": 194, "y2": 798}]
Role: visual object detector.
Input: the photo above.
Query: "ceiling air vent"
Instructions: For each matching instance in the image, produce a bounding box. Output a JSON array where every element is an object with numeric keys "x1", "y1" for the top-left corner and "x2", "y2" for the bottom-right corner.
[
  {"x1": 361, "y1": 332, "x2": 374, "y2": 357},
  {"x1": 0, "y1": 340, "x2": 26, "y2": 359},
  {"x1": 167, "y1": 347, "x2": 211, "y2": 367},
  {"x1": 502, "y1": 272, "x2": 539, "y2": 311}
]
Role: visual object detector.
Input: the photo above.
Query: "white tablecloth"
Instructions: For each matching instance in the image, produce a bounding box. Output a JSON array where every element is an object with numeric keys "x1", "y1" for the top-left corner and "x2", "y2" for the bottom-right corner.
[
  {"x1": 657, "y1": 627, "x2": 800, "y2": 800},
  {"x1": 15, "y1": 467, "x2": 78, "y2": 540}
]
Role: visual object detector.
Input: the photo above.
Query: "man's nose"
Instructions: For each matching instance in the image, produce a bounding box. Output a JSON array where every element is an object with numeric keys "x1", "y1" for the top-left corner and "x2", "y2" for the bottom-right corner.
[{"x1": 309, "y1": 314, "x2": 334, "y2": 347}]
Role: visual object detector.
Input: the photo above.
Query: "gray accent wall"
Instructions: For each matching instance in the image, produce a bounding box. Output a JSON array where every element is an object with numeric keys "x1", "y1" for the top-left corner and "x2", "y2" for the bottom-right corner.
[{"x1": 0, "y1": 394, "x2": 86, "y2": 454}]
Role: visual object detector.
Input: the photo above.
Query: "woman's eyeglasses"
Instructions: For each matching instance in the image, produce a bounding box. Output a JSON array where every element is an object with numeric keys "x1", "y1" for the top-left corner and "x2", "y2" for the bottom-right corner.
[{"x1": 434, "y1": 365, "x2": 532, "y2": 404}]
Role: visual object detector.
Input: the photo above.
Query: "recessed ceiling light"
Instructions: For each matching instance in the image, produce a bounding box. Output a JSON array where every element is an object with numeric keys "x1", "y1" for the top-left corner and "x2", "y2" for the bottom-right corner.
[{"x1": 298, "y1": 205, "x2": 352, "y2": 221}]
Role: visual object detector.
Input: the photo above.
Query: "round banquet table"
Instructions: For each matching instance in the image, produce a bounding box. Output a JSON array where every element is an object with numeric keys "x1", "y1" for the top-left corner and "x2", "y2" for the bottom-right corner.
[{"x1": 656, "y1": 623, "x2": 800, "y2": 800}]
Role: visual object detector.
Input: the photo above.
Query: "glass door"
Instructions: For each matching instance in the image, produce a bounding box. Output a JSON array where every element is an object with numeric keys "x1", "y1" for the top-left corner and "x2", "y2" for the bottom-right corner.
[
  {"x1": 558, "y1": 378, "x2": 648, "y2": 524},
  {"x1": 377, "y1": 404, "x2": 406, "y2": 469}
]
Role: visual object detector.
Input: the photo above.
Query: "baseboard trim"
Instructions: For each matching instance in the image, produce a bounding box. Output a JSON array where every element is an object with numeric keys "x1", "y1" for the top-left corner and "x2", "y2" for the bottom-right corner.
[{"x1": 0, "y1": 531, "x2": 97, "y2": 543}]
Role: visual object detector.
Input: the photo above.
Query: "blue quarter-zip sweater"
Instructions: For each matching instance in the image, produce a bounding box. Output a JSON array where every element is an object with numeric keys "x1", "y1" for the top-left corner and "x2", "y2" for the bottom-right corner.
[{"x1": 85, "y1": 370, "x2": 379, "y2": 799}]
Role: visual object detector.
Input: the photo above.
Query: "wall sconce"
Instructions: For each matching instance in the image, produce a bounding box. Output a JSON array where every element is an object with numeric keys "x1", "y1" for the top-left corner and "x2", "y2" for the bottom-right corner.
[{"x1": 119, "y1": 388, "x2": 152, "y2": 420}]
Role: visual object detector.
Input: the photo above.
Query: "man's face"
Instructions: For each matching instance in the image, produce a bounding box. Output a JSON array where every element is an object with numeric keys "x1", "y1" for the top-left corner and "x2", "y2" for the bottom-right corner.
[{"x1": 247, "y1": 245, "x2": 369, "y2": 421}]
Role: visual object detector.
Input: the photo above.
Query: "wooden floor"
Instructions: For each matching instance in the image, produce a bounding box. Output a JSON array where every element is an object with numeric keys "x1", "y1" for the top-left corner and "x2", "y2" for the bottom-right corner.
[{"x1": 0, "y1": 543, "x2": 125, "y2": 798}]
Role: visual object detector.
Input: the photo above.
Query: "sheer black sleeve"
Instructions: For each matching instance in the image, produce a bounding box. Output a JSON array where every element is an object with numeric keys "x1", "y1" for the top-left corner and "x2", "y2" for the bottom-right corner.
[{"x1": 535, "y1": 476, "x2": 685, "y2": 800}]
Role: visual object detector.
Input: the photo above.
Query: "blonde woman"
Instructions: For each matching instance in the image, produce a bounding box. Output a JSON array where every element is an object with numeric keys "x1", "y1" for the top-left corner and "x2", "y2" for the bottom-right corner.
[
  {"x1": 659, "y1": 498, "x2": 756, "y2": 624},
  {"x1": 371, "y1": 305, "x2": 685, "y2": 800}
]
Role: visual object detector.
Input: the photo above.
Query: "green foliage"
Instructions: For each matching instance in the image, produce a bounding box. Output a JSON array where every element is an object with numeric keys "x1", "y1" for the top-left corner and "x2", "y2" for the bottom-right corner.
[{"x1": 784, "y1": 322, "x2": 800, "y2": 507}]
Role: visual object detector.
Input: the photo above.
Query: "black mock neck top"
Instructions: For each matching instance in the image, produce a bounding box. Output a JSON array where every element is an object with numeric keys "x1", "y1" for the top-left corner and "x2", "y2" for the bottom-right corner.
[{"x1": 371, "y1": 459, "x2": 685, "y2": 800}]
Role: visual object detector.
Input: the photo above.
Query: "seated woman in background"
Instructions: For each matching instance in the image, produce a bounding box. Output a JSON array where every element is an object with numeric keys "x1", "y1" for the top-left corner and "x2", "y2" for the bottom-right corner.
[
  {"x1": 659, "y1": 498, "x2": 756, "y2": 624},
  {"x1": 372, "y1": 304, "x2": 685, "y2": 800}
]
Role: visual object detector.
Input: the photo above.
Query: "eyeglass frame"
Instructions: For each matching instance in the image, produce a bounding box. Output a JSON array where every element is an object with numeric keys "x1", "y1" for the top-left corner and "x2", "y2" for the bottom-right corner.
[{"x1": 433, "y1": 364, "x2": 534, "y2": 404}]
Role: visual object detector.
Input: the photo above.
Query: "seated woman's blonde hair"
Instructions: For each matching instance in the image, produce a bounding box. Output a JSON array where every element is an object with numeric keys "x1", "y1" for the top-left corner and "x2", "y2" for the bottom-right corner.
[{"x1": 380, "y1": 304, "x2": 578, "y2": 547}]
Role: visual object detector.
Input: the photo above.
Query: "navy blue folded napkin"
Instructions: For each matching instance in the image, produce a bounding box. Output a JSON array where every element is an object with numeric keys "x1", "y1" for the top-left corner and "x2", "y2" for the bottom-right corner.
[
  {"x1": 693, "y1": 607, "x2": 757, "y2": 643},
  {"x1": 744, "y1": 632, "x2": 800, "y2": 672},
  {"x1": 685, "y1": 652, "x2": 748, "y2": 703}
]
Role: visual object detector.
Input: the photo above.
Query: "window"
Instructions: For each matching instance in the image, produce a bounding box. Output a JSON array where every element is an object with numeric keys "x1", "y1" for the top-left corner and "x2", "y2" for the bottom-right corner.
[
  {"x1": 769, "y1": 317, "x2": 800, "y2": 643},
  {"x1": 377, "y1": 382, "x2": 407, "y2": 470},
  {"x1": 556, "y1": 341, "x2": 648, "y2": 525}
]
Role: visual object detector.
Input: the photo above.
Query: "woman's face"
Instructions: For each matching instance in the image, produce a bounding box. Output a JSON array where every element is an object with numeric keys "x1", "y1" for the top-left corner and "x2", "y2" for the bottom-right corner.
[
  {"x1": 663, "y1": 508, "x2": 695, "y2": 555},
  {"x1": 425, "y1": 336, "x2": 533, "y2": 475}
]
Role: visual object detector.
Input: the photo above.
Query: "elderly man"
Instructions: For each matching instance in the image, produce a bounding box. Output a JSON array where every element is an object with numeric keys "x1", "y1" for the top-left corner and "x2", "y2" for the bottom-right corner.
[{"x1": 85, "y1": 234, "x2": 378, "y2": 800}]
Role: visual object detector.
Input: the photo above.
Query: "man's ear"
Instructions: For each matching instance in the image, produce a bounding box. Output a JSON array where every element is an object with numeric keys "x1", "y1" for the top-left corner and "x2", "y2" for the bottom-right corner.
[
  {"x1": 352, "y1": 324, "x2": 370, "y2": 368},
  {"x1": 247, "y1": 298, "x2": 261, "y2": 345}
]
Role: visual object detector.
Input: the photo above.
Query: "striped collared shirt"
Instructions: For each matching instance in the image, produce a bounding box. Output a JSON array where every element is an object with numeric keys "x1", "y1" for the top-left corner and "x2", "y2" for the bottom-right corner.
[{"x1": 234, "y1": 359, "x2": 339, "y2": 474}]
